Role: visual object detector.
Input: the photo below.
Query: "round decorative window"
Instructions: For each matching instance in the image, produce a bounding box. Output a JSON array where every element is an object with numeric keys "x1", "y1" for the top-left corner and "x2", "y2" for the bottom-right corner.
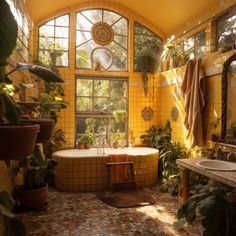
[
  {"x1": 76, "y1": 9, "x2": 128, "y2": 71},
  {"x1": 91, "y1": 22, "x2": 114, "y2": 46},
  {"x1": 91, "y1": 47, "x2": 113, "y2": 70}
]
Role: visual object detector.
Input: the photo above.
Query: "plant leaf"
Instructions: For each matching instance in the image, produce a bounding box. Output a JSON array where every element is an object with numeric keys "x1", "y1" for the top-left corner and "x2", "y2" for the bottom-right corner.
[
  {"x1": 0, "y1": 0, "x2": 18, "y2": 64},
  {"x1": 16, "y1": 63, "x2": 64, "y2": 83},
  {"x1": 0, "y1": 192, "x2": 15, "y2": 211},
  {"x1": 1, "y1": 93, "x2": 22, "y2": 124},
  {"x1": 172, "y1": 219, "x2": 185, "y2": 231}
]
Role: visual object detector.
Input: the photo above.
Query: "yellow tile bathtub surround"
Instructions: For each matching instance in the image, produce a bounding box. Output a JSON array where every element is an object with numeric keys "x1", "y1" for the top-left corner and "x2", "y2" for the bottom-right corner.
[{"x1": 53, "y1": 152, "x2": 158, "y2": 192}]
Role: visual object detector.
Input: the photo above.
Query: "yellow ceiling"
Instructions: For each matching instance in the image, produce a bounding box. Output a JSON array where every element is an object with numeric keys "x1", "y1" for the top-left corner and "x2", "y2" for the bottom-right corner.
[{"x1": 27, "y1": 0, "x2": 229, "y2": 36}]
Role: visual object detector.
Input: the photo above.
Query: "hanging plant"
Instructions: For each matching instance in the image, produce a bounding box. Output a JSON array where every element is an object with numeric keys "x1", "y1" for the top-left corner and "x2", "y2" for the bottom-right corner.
[
  {"x1": 161, "y1": 43, "x2": 189, "y2": 70},
  {"x1": 136, "y1": 51, "x2": 159, "y2": 97}
]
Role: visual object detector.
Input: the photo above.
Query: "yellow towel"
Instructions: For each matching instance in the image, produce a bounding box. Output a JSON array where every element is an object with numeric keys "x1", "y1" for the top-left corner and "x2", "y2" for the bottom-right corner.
[
  {"x1": 108, "y1": 154, "x2": 129, "y2": 183},
  {"x1": 181, "y1": 59, "x2": 206, "y2": 147}
]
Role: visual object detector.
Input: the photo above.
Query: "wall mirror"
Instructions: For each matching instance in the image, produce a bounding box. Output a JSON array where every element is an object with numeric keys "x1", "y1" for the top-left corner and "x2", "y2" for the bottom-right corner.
[{"x1": 221, "y1": 53, "x2": 236, "y2": 144}]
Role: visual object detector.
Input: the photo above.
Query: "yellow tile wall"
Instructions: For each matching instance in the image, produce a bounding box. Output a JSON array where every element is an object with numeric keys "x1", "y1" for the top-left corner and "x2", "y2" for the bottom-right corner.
[
  {"x1": 33, "y1": 0, "x2": 166, "y2": 148},
  {"x1": 158, "y1": 50, "x2": 236, "y2": 148}
]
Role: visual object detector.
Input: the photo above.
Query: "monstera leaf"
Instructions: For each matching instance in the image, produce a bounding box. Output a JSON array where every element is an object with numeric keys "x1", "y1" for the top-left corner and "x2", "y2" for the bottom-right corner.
[{"x1": 0, "y1": 0, "x2": 18, "y2": 65}]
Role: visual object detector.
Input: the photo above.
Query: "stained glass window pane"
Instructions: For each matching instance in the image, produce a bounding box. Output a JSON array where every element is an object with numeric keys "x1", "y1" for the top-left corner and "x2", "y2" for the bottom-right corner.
[
  {"x1": 104, "y1": 10, "x2": 121, "y2": 25},
  {"x1": 82, "y1": 9, "x2": 103, "y2": 24},
  {"x1": 76, "y1": 9, "x2": 128, "y2": 71}
]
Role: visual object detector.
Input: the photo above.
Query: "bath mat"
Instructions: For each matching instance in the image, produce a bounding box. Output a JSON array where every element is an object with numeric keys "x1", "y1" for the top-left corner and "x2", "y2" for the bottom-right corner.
[{"x1": 96, "y1": 189, "x2": 155, "y2": 208}]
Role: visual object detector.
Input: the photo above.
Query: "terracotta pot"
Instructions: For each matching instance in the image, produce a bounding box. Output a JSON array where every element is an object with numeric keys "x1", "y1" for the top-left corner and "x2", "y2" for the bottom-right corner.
[
  {"x1": 85, "y1": 143, "x2": 90, "y2": 149},
  {"x1": 113, "y1": 142, "x2": 119, "y2": 148},
  {"x1": 78, "y1": 143, "x2": 85, "y2": 149},
  {"x1": 17, "y1": 183, "x2": 48, "y2": 210},
  {"x1": 0, "y1": 124, "x2": 40, "y2": 160},
  {"x1": 21, "y1": 118, "x2": 55, "y2": 143}
]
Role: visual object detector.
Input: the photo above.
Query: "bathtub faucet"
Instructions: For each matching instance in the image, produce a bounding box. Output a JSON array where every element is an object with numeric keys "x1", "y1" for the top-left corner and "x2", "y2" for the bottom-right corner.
[{"x1": 96, "y1": 135, "x2": 107, "y2": 156}]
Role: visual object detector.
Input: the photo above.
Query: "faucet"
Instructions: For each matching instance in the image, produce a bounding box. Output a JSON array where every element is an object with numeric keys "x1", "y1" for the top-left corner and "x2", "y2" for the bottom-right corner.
[{"x1": 227, "y1": 151, "x2": 236, "y2": 162}]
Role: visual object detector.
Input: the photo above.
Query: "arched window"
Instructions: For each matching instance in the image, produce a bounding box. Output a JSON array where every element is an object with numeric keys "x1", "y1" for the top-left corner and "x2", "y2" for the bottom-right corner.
[
  {"x1": 38, "y1": 14, "x2": 70, "y2": 67},
  {"x1": 134, "y1": 21, "x2": 162, "y2": 71},
  {"x1": 76, "y1": 9, "x2": 128, "y2": 71}
]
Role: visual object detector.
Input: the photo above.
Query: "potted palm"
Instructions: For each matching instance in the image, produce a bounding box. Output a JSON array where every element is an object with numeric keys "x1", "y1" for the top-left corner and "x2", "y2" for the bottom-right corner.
[{"x1": 16, "y1": 145, "x2": 58, "y2": 210}]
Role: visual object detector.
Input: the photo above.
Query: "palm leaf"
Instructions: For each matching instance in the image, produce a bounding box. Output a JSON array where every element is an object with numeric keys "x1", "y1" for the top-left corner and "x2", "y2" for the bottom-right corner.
[{"x1": 16, "y1": 63, "x2": 64, "y2": 83}]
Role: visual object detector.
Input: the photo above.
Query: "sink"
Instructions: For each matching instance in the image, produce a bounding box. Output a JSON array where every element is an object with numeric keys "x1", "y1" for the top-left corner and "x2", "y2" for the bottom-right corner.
[{"x1": 196, "y1": 159, "x2": 236, "y2": 171}]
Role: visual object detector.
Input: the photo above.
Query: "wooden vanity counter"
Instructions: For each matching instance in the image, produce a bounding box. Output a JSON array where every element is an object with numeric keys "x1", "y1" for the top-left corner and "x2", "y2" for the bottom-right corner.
[{"x1": 177, "y1": 158, "x2": 236, "y2": 202}]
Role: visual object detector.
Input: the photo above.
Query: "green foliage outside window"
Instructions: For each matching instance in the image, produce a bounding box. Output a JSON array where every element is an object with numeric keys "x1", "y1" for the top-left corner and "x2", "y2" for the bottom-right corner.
[{"x1": 134, "y1": 21, "x2": 162, "y2": 71}]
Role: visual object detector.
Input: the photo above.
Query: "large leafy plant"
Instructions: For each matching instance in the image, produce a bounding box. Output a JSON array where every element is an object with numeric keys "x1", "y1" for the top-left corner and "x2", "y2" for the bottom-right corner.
[
  {"x1": 16, "y1": 145, "x2": 58, "y2": 189},
  {"x1": 140, "y1": 120, "x2": 172, "y2": 148},
  {"x1": 159, "y1": 141, "x2": 188, "y2": 194},
  {"x1": 32, "y1": 92, "x2": 68, "y2": 122},
  {"x1": 173, "y1": 183, "x2": 234, "y2": 236}
]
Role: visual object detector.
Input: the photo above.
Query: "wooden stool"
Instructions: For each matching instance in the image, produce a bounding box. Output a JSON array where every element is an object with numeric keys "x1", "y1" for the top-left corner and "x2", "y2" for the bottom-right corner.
[{"x1": 106, "y1": 161, "x2": 136, "y2": 190}]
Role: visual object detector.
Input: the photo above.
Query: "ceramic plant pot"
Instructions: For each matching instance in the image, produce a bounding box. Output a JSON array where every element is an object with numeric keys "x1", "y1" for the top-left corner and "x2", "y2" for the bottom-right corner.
[
  {"x1": 21, "y1": 118, "x2": 55, "y2": 143},
  {"x1": 0, "y1": 123, "x2": 40, "y2": 160},
  {"x1": 17, "y1": 183, "x2": 48, "y2": 210}
]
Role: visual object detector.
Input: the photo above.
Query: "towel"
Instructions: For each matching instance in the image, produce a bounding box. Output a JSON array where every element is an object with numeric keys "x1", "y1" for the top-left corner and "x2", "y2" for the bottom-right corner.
[
  {"x1": 181, "y1": 59, "x2": 206, "y2": 147},
  {"x1": 108, "y1": 154, "x2": 130, "y2": 183}
]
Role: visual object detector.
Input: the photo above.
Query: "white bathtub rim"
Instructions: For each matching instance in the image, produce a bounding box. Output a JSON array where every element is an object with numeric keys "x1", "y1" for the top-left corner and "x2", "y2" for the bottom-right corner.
[{"x1": 53, "y1": 147, "x2": 159, "y2": 158}]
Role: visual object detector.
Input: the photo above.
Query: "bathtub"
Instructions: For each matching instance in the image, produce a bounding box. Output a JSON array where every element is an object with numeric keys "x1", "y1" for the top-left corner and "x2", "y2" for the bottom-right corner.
[{"x1": 53, "y1": 147, "x2": 159, "y2": 192}]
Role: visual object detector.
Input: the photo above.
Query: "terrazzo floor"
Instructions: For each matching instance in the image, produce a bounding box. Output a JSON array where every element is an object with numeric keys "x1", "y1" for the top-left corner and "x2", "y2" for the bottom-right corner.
[{"x1": 17, "y1": 185, "x2": 202, "y2": 236}]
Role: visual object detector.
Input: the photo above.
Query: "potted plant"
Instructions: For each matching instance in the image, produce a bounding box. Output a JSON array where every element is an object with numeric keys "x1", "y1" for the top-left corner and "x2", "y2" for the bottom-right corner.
[
  {"x1": 16, "y1": 144, "x2": 58, "y2": 210},
  {"x1": 136, "y1": 50, "x2": 159, "y2": 97},
  {"x1": 20, "y1": 89, "x2": 67, "y2": 144},
  {"x1": 0, "y1": 0, "x2": 64, "y2": 160},
  {"x1": 83, "y1": 133, "x2": 94, "y2": 149},
  {"x1": 77, "y1": 136, "x2": 85, "y2": 149},
  {"x1": 161, "y1": 43, "x2": 189, "y2": 70},
  {"x1": 159, "y1": 141, "x2": 188, "y2": 194},
  {"x1": 208, "y1": 118, "x2": 221, "y2": 142},
  {"x1": 0, "y1": 190, "x2": 27, "y2": 235},
  {"x1": 111, "y1": 131, "x2": 125, "y2": 148}
]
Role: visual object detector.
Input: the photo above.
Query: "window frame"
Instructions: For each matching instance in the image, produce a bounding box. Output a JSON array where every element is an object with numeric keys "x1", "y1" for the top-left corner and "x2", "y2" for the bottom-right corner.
[
  {"x1": 75, "y1": 75, "x2": 129, "y2": 146},
  {"x1": 37, "y1": 13, "x2": 70, "y2": 68}
]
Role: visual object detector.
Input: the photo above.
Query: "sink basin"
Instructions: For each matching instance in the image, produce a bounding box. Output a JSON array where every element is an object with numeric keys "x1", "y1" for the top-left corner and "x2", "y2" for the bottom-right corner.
[{"x1": 196, "y1": 159, "x2": 236, "y2": 171}]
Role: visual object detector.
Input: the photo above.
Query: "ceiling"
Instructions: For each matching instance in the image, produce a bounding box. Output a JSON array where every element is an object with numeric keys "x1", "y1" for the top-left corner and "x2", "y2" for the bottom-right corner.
[{"x1": 27, "y1": 0, "x2": 229, "y2": 36}]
